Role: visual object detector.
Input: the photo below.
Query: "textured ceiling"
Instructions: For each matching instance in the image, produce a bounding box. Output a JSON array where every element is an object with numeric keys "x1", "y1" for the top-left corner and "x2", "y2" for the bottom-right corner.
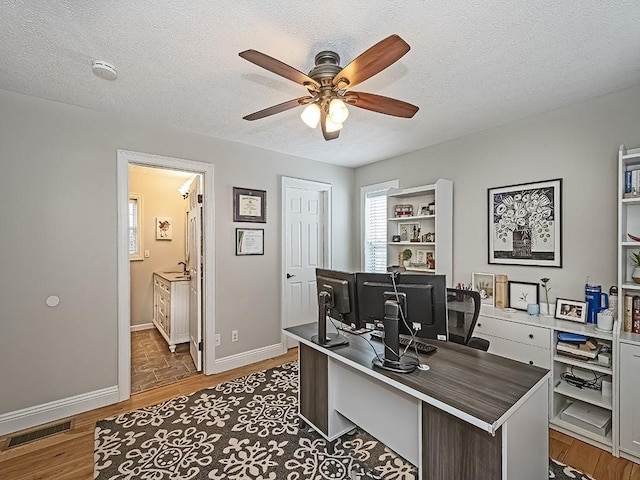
[{"x1": 1, "y1": 1, "x2": 639, "y2": 168}]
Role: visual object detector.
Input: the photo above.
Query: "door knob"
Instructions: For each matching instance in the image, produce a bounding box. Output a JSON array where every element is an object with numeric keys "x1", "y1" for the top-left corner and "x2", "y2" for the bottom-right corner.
[{"x1": 286, "y1": 273, "x2": 296, "y2": 279}]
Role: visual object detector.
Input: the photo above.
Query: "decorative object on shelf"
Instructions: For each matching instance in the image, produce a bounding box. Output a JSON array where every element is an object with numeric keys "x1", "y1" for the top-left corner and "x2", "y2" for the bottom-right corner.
[
  {"x1": 416, "y1": 249, "x2": 427, "y2": 266},
  {"x1": 540, "y1": 277, "x2": 552, "y2": 316},
  {"x1": 392, "y1": 235, "x2": 401, "y2": 242},
  {"x1": 488, "y1": 178, "x2": 562, "y2": 267},
  {"x1": 629, "y1": 251, "x2": 640, "y2": 283},
  {"x1": 555, "y1": 298, "x2": 587, "y2": 323},
  {"x1": 401, "y1": 248, "x2": 412, "y2": 267},
  {"x1": 596, "y1": 310, "x2": 614, "y2": 331},
  {"x1": 508, "y1": 281, "x2": 539, "y2": 310},
  {"x1": 428, "y1": 202, "x2": 435, "y2": 215},
  {"x1": 526, "y1": 303, "x2": 540, "y2": 316},
  {"x1": 398, "y1": 222, "x2": 419, "y2": 242},
  {"x1": 394, "y1": 204, "x2": 413, "y2": 217},
  {"x1": 410, "y1": 225, "x2": 421, "y2": 242},
  {"x1": 495, "y1": 274, "x2": 508, "y2": 309},
  {"x1": 236, "y1": 228, "x2": 264, "y2": 255},
  {"x1": 472, "y1": 273, "x2": 496, "y2": 306},
  {"x1": 156, "y1": 217, "x2": 172, "y2": 240},
  {"x1": 233, "y1": 187, "x2": 266, "y2": 223},
  {"x1": 628, "y1": 233, "x2": 640, "y2": 242},
  {"x1": 426, "y1": 251, "x2": 435, "y2": 269},
  {"x1": 417, "y1": 203, "x2": 429, "y2": 216}
]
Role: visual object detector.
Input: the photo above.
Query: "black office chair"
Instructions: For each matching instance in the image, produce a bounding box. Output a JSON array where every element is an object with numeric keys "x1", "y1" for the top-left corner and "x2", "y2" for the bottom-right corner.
[{"x1": 446, "y1": 288, "x2": 490, "y2": 351}]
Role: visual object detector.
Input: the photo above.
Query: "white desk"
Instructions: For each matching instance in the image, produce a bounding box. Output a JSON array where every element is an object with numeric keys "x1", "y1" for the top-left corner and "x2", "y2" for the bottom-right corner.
[{"x1": 285, "y1": 323, "x2": 550, "y2": 480}]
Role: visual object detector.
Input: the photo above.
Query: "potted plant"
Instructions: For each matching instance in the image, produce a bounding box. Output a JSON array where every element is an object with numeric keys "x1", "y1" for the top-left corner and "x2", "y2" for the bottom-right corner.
[
  {"x1": 630, "y1": 251, "x2": 640, "y2": 283},
  {"x1": 401, "y1": 248, "x2": 412, "y2": 267}
]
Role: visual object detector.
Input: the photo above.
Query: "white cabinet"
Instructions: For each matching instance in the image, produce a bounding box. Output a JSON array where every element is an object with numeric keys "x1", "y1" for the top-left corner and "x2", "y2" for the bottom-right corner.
[
  {"x1": 619, "y1": 343, "x2": 640, "y2": 457},
  {"x1": 474, "y1": 312, "x2": 551, "y2": 368},
  {"x1": 474, "y1": 306, "x2": 616, "y2": 453},
  {"x1": 153, "y1": 273, "x2": 190, "y2": 352},
  {"x1": 386, "y1": 179, "x2": 453, "y2": 285}
]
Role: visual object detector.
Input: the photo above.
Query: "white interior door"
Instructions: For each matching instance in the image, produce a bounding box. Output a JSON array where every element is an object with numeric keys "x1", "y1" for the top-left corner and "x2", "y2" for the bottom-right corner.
[
  {"x1": 187, "y1": 176, "x2": 202, "y2": 371},
  {"x1": 283, "y1": 181, "x2": 329, "y2": 349}
]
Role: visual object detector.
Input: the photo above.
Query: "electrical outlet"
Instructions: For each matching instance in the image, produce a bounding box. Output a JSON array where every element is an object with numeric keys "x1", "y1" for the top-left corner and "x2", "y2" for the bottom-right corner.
[
  {"x1": 215, "y1": 334, "x2": 221, "y2": 346},
  {"x1": 231, "y1": 330, "x2": 238, "y2": 342}
]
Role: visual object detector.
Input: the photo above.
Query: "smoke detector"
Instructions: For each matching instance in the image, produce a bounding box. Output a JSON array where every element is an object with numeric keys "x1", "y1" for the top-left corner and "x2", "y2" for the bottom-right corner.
[{"x1": 91, "y1": 61, "x2": 117, "y2": 81}]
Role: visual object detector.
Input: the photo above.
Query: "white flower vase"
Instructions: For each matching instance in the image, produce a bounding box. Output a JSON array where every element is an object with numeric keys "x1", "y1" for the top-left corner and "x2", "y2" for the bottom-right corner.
[
  {"x1": 633, "y1": 267, "x2": 640, "y2": 284},
  {"x1": 540, "y1": 303, "x2": 553, "y2": 317}
]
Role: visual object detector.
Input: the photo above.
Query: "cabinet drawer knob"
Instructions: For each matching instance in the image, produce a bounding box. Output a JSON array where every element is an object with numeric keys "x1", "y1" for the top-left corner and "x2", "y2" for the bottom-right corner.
[
  {"x1": 477, "y1": 323, "x2": 481, "y2": 327},
  {"x1": 529, "y1": 361, "x2": 534, "y2": 365},
  {"x1": 529, "y1": 334, "x2": 534, "y2": 339}
]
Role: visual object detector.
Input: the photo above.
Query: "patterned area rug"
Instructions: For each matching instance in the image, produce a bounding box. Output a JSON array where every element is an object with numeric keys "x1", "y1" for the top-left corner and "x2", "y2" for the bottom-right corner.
[{"x1": 94, "y1": 361, "x2": 593, "y2": 479}]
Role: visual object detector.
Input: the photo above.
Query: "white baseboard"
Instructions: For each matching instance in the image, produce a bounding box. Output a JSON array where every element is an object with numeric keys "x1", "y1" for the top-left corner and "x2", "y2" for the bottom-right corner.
[
  {"x1": 214, "y1": 343, "x2": 283, "y2": 373},
  {"x1": 0, "y1": 386, "x2": 119, "y2": 436},
  {"x1": 130, "y1": 323, "x2": 154, "y2": 332}
]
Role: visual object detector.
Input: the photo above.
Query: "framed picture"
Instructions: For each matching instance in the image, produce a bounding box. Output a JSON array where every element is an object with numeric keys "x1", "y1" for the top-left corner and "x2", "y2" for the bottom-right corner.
[
  {"x1": 472, "y1": 273, "x2": 496, "y2": 306},
  {"x1": 416, "y1": 249, "x2": 428, "y2": 266},
  {"x1": 417, "y1": 203, "x2": 429, "y2": 216},
  {"x1": 398, "y1": 222, "x2": 420, "y2": 242},
  {"x1": 236, "y1": 228, "x2": 264, "y2": 255},
  {"x1": 488, "y1": 178, "x2": 562, "y2": 267},
  {"x1": 233, "y1": 187, "x2": 266, "y2": 223},
  {"x1": 555, "y1": 298, "x2": 588, "y2": 323},
  {"x1": 508, "y1": 281, "x2": 539, "y2": 311},
  {"x1": 156, "y1": 217, "x2": 172, "y2": 240}
]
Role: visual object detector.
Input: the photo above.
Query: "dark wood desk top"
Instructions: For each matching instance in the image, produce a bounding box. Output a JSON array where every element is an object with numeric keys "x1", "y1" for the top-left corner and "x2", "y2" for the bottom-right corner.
[{"x1": 285, "y1": 323, "x2": 549, "y2": 431}]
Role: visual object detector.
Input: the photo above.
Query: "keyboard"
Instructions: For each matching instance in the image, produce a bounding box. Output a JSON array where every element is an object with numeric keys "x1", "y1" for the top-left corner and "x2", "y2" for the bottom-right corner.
[{"x1": 369, "y1": 330, "x2": 437, "y2": 355}]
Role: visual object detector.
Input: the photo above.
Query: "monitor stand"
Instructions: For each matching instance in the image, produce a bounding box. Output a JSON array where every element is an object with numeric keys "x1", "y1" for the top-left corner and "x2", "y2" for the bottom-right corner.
[
  {"x1": 311, "y1": 292, "x2": 349, "y2": 348},
  {"x1": 372, "y1": 299, "x2": 416, "y2": 373}
]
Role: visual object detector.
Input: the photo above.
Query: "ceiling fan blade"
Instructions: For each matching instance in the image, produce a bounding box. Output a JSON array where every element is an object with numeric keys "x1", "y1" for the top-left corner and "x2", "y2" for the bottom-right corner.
[
  {"x1": 332, "y1": 35, "x2": 410, "y2": 90},
  {"x1": 243, "y1": 96, "x2": 312, "y2": 121},
  {"x1": 346, "y1": 91, "x2": 419, "y2": 118},
  {"x1": 320, "y1": 109, "x2": 340, "y2": 141},
  {"x1": 239, "y1": 50, "x2": 320, "y2": 90}
]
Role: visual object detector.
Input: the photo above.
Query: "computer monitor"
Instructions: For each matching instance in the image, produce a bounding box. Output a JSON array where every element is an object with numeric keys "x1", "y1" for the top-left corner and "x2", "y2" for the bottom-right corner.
[
  {"x1": 356, "y1": 271, "x2": 447, "y2": 373},
  {"x1": 312, "y1": 268, "x2": 358, "y2": 348}
]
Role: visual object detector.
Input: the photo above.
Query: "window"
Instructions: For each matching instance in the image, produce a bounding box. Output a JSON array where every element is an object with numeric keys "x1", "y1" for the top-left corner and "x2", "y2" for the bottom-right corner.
[
  {"x1": 361, "y1": 180, "x2": 399, "y2": 272},
  {"x1": 129, "y1": 193, "x2": 143, "y2": 261}
]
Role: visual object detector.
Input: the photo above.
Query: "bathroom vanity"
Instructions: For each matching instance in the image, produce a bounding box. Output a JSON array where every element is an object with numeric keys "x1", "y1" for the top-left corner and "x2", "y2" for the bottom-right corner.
[{"x1": 152, "y1": 272, "x2": 190, "y2": 352}]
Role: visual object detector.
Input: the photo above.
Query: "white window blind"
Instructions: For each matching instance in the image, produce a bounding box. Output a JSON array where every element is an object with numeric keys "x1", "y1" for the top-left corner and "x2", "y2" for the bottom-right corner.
[
  {"x1": 129, "y1": 194, "x2": 143, "y2": 261},
  {"x1": 361, "y1": 180, "x2": 398, "y2": 273}
]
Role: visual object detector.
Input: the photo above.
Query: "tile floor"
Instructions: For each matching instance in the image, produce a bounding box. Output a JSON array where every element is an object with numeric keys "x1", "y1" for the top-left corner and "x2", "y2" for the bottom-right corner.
[{"x1": 130, "y1": 328, "x2": 199, "y2": 393}]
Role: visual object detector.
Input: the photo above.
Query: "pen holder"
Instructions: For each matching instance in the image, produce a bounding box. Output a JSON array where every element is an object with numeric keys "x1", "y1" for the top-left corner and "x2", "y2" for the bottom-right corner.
[
  {"x1": 596, "y1": 311, "x2": 614, "y2": 331},
  {"x1": 527, "y1": 303, "x2": 540, "y2": 316}
]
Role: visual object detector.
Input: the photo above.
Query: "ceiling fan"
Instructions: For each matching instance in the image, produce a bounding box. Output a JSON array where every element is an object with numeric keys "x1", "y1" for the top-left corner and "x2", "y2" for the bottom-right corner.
[{"x1": 239, "y1": 34, "x2": 419, "y2": 141}]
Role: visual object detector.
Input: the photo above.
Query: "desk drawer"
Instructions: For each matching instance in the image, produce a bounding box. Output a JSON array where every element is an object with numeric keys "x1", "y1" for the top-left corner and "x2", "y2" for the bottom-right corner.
[
  {"x1": 154, "y1": 275, "x2": 171, "y2": 295},
  {"x1": 475, "y1": 333, "x2": 551, "y2": 368},
  {"x1": 474, "y1": 315, "x2": 550, "y2": 350}
]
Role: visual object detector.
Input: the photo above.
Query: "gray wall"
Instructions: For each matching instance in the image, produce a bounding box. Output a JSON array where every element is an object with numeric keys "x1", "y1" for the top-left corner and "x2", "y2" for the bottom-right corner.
[
  {"x1": 0, "y1": 89, "x2": 354, "y2": 414},
  {"x1": 354, "y1": 85, "x2": 640, "y2": 303}
]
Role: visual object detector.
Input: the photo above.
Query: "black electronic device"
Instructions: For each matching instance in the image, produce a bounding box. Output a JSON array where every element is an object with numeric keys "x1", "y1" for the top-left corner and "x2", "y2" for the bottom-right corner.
[
  {"x1": 312, "y1": 269, "x2": 358, "y2": 348},
  {"x1": 356, "y1": 272, "x2": 447, "y2": 373},
  {"x1": 369, "y1": 330, "x2": 437, "y2": 355}
]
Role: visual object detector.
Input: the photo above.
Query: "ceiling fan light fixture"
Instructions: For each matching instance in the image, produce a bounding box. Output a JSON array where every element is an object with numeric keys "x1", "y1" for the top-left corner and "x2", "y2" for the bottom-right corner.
[
  {"x1": 301, "y1": 103, "x2": 321, "y2": 128},
  {"x1": 328, "y1": 98, "x2": 349, "y2": 124},
  {"x1": 325, "y1": 117, "x2": 343, "y2": 133}
]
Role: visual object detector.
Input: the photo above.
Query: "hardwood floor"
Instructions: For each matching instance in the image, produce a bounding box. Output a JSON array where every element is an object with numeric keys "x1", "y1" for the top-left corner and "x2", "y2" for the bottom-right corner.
[{"x1": 0, "y1": 347, "x2": 637, "y2": 480}]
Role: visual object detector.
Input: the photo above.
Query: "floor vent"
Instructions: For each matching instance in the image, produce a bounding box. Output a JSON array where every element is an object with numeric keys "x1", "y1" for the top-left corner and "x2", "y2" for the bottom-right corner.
[{"x1": 3, "y1": 420, "x2": 73, "y2": 450}]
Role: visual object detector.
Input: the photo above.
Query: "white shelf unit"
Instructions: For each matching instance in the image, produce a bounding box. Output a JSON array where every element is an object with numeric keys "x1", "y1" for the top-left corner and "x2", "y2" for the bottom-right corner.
[
  {"x1": 386, "y1": 179, "x2": 453, "y2": 286},
  {"x1": 617, "y1": 144, "x2": 640, "y2": 463}
]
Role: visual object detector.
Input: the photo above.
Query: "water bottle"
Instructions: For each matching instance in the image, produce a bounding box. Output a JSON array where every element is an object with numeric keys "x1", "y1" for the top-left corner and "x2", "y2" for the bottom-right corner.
[{"x1": 585, "y1": 281, "x2": 609, "y2": 324}]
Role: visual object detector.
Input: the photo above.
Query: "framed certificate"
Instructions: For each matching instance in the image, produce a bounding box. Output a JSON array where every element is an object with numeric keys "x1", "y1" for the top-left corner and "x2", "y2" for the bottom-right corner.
[
  {"x1": 236, "y1": 228, "x2": 264, "y2": 255},
  {"x1": 233, "y1": 187, "x2": 266, "y2": 223}
]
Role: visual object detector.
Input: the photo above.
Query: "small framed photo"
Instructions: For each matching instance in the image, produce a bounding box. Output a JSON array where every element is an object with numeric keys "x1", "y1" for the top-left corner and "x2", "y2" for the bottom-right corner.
[
  {"x1": 398, "y1": 222, "x2": 420, "y2": 242},
  {"x1": 236, "y1": 228, "x2": 264, "y2": 255},
  {"x1": 156, "y1": 217, "x2": 172, "y2": 240},
  {"x1": 472, "y1": 273, "x2": 495, "y2": 306},
  {"x1": 555, "y1": 298, "x2": 587, "y2": 323},
  {"x1": 418, "y1": 203, "x2": 429, "y2": 216},
  {"x1": 416, "y1": 249, "x2": 428, "y2": 266},
  {"x1": 508, "y1": 281, "x2": 539, "y2": 310},
  {"x1": 233, "y1": 187, "x2": 266, "y2": 223}
]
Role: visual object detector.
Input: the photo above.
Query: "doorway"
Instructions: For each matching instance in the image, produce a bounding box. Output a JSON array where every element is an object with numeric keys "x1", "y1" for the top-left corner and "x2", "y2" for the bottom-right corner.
[
  {"x1": 117, "y1": 150, "x2": 216, "y2": 401},
  {"x1": 128, "y1": 165, "x2": 201, "y2": 392},
  {"x1": 281, "y1": 177, "x2": 332, "y2": 351}
]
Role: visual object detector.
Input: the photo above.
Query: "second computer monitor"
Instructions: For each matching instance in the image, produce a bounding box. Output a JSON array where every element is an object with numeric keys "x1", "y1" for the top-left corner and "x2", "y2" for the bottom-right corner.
[
  {"x1": 315, "y1": 268, "x2": 360, "y2": 329},
  {"x1": 356, "y1": 272, "x2": 447, "y2": 340}
]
